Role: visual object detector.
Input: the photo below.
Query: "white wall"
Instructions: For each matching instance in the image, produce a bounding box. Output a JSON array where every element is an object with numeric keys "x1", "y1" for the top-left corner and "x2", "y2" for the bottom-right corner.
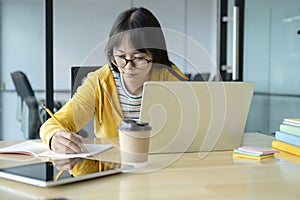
[
  {"x1": 0, "y1": 0, "x2": 45, "y2": 90},
  {"x1": 53, "y1": 0, "x2": 131, "y2": 91},
  {"x1": 54, "y1": 0, "x2": 218, "y2": 91}
]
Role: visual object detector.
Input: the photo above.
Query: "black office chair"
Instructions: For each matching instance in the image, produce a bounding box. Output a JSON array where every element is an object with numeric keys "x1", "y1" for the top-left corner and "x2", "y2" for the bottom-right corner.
[
  {"x1": 184, "y1": 73, "x2": 192, "y2": 80},
  {"x1": 71, "y1": 66, "x2": 101, "y2": 96},
  {"x1": 10, "y1": 71, "x2": 42, "y2": 139},
  {"x1": 192, "y1": 73, "x2": 211, "y2": 81},
  {"x1": 71, "y1": 66, "x2": 101, "y2": 137}
]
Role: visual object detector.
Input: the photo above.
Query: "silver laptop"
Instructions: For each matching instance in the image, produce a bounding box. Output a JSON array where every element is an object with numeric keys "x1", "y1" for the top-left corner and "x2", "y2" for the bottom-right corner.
[
  {"x1": 140, "y1": 81, "x2": 255, "y2": 153},
  {"x1": 0, "y1": 159, "x2": 124, "y2": 187}
]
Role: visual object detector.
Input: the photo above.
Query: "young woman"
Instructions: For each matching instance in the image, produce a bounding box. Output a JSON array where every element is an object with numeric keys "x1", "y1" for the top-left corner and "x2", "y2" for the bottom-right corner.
[{"x1": 40, "y1": 7, "x2": 188, "y2": 155}]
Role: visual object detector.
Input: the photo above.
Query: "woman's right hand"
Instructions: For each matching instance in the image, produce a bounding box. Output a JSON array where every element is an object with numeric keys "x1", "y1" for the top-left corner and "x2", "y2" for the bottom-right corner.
[{"x1": 50, "y1": 130, "x2": 83, "y2": 154}]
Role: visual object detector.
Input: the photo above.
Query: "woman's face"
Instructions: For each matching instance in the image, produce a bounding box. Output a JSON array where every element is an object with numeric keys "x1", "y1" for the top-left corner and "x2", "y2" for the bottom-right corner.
[{"x1": 112, "y1": 41, "x2": 153, "y2": 93}]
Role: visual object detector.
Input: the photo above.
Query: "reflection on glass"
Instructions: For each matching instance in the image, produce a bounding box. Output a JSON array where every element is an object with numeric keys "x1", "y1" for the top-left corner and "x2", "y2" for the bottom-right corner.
[{"x1": 53, "y1": 158, "x2": 121, "y2": 179}]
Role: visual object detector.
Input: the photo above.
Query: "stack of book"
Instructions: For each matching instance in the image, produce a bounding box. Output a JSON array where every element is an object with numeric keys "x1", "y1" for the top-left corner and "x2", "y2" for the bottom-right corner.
[
  {"x1": 272, "y1": 118, "x2": 300, "y2": 156},
  {"x1": 232, "y1": 146, "x2": 277, "y2": 160}
]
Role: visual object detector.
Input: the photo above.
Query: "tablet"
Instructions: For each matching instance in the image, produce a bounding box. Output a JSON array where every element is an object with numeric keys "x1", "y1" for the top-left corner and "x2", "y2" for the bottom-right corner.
[{"x1": 0, "y1": 159, "x2": 124, "y2": 187}]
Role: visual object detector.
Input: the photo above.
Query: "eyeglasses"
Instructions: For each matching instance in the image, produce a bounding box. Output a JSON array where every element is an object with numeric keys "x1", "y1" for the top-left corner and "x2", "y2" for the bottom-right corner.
[{"x1": 110, "y1": 55, "x2": 152, "y2": 70}]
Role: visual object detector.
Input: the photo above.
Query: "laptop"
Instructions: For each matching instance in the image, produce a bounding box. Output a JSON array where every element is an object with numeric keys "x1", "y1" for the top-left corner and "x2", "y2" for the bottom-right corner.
[
  {"x1": 140, "y1": 81, "x2": 255, "y2": 153},
  {"x1": 0, "y1": 159, "x2": 124, "y2": 187}
]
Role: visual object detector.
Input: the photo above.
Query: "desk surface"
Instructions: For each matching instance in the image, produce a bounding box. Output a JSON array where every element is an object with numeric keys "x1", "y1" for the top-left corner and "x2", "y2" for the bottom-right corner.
[{"x1": 1, "y1": 132, "x2": 300, "y2": 200}]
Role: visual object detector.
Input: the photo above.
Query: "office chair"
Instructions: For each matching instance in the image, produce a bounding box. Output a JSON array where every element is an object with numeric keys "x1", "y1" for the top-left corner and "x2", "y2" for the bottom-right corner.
[
  {"x1": 184, "y1": 73, "x2": 192, "y2": 80},
  {"x1": 71, "y1": 66, "x2": 101, "y2": 137},
  {"x1": 10, "y1": 71, "x2": 42, "y2": 139},
  {"x1": 192, "y1": 73, "x2": 210, "y2": 81},
  {"x1": 71, "y1": 66, "x2": 101, "y2": 96}
]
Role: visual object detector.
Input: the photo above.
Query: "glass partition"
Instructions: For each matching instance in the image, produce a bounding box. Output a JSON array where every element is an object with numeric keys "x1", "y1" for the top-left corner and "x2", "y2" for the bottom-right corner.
[
  {"x1": 0, "y1": 0, "x2": 45, "y2": 140},
  {"x1": 244, "y1": 0, "x2": 300, "y2": 133}
]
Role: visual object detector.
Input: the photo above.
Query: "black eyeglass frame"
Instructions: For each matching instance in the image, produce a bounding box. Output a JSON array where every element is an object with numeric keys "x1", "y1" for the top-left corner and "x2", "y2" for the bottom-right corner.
[{"x1": 109, "y1": 55, "x2": 152, "y2": 70}]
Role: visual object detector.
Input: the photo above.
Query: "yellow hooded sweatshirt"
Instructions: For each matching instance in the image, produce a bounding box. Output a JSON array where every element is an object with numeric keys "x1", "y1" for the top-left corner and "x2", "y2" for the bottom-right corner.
[{"x1": 40, "y1": 64, "x2": 187, "y2": 147}]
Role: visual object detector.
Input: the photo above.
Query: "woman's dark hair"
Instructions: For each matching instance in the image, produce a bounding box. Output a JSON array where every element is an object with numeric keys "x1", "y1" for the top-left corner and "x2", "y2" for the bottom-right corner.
[{"x1": 105, "y1": 7, "x2": 172, "y2": 72}]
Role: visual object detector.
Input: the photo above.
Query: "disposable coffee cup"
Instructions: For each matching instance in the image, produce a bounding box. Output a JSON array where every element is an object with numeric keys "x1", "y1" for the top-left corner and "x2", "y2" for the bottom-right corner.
[{"x1": 118, "y1": 119, "x2": 151, "y2": 168}]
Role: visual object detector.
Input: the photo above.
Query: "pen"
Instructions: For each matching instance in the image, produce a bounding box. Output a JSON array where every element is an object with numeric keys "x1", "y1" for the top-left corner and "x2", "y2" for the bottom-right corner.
[
  {"x1": 55, "y1": 170, "x2": 64, "y2": 181},
  {"x1": 42, "y1": 104, "x2": 65, "y2": 129},
  {"x1": 42, "y1": 104, "x2": 87, "y2": 181}
]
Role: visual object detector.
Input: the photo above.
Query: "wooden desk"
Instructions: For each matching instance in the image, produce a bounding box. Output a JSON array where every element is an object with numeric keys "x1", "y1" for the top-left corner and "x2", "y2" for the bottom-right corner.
[{"x1": 1, "y1": 132, "x2": 300, "y2": 200}]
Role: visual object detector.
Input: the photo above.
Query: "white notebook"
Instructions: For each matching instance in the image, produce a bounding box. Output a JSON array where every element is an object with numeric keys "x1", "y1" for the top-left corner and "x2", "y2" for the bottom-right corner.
[{"x1": 0, "y1": 141, "x2": 112, "y2": 159}]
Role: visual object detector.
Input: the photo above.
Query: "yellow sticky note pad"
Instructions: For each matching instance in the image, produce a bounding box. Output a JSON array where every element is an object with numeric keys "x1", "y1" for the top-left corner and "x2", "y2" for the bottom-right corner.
[{"x1": 232, "y1": 152, "x2": 274, "y2": 160}]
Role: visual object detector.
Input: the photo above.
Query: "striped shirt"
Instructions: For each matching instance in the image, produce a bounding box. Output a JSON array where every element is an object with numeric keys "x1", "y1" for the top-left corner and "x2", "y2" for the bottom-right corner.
[{"x1": 111, "y1": 67, "x2": 142, "y2": 120}]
